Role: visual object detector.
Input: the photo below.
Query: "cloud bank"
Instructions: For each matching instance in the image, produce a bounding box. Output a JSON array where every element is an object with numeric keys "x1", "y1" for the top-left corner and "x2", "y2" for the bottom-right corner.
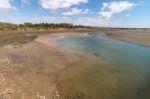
[
  {"x1": 62, "y1": 7, "x2": 89, "y2": 16},
  {"x1": 0, "y1": 0, "x2": 16, "y2": 11},
  {"x1": 100, "y1": 1, "x2": 135, "y2": 20},
  {"x1": 39, "y1": 0, "x2": 88, "y2": 10}
]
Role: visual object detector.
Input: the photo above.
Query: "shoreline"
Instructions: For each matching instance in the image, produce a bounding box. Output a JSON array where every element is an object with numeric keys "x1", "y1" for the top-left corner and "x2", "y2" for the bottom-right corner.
[
  {"x1": 0, "y1": 30, "x2": 150, "y2": 98},
  {"x1": 0, "y1": 32, "x2": 90, "y2": 99},
  {"x1": 35, "y1": 32, "x2": 88, "y2": 46},
  {"x1": 106, "y1": 32, "x2": 150, "y2": 47},
  {"x1": 1, "y1": 28, "x2": 150, "y2": 47}
]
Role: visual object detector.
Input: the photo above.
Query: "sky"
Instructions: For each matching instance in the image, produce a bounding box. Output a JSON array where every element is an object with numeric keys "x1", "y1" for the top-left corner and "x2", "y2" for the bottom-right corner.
[{"x1": 0, "y1": 0, "x2": 150, "y2": 28}]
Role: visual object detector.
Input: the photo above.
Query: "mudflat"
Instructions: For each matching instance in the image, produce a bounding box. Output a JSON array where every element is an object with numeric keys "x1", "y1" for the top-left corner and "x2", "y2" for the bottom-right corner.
[
  {"x1": 0, "y1": 29, "x2": 150, "y2": 99},
  {"x1": 0, "y1": 31, "x2": 90, "y2": 99}
]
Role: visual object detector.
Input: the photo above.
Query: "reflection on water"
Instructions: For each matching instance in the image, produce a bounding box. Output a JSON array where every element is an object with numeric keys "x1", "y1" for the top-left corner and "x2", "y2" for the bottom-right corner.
[{"x1": 55, "y1": 33, "x2": 150, "y2": 99}]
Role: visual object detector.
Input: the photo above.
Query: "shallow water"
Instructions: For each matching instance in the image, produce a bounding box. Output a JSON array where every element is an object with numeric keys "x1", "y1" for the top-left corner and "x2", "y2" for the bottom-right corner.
[{"x1": 55, "y1": 33, "x2": 150, "y2": 99}]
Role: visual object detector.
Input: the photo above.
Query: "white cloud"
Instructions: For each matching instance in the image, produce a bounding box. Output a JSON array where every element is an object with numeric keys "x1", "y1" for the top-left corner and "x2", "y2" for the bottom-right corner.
[
  {"x1": 62, "y1": 7, "x2": 89, "y2": 16},
  {"x1": 0, "y1": 0, "x2": 16, "y2": 11},
  {"x1": 99, "y1": 1, "x2": 135, "y2": 20},
  {"x1": 21, "y1": 0, "x2": 30, "y2": 4},
  {"x1": 39, "y1": 0, "x2": 88, "y2": 10}
]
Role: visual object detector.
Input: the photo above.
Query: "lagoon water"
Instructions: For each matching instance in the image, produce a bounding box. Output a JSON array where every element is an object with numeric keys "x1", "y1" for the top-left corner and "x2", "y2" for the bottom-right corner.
[{"x1": 56, "y1": 33, "x2": 150, "y2": 99}]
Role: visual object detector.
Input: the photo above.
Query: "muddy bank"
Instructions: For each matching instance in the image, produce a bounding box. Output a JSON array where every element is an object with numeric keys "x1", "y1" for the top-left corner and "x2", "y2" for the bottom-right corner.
[
  {"x1": 0, "y1": 32, "x2": 37, "y2": 47},
  {"x1": 106, "y1": 32, "x2": 150, "y2": 47},
  {"x1": 35, "y1": 32, "x2": 87, "y2": 46},
  {"x1": 0, "y1": 30, "x2": 150, "y2": 99},
  {"x1": 1, "y1": 29, "x2": 150, "y2": 47},
  {"x1": 0, "y1": 38, "x2": 85, "y2": 99},
  {"x1": 99, "y1": 30, "x2": 150, "y2": 46},
  {"x1": 0, "y1": 32, "x2": 93, "y2": 99}
]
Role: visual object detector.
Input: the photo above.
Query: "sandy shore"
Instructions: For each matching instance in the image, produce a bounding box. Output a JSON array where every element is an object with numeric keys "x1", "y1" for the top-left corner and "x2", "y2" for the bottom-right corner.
[
  {"x1": 0, "y1": 30, "x2": 150, "y2": 99},
  {"x1": 0, "y1": 44, "x2": 79, "y2": 99},
  {"x1": 0, "y1": 32, "x2": 90, "y2": 99},
  {"x1": 35, "y1": 32, "x2": 87, "y2": 46},
  {"x1": 106, "y1": 33, "x2": 150, "y2": 46}
]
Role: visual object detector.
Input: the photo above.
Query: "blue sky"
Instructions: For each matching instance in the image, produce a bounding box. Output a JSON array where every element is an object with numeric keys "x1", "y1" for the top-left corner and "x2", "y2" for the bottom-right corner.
[{"x1": 0, "y1": 0, "x2": 150, "y2": 28}]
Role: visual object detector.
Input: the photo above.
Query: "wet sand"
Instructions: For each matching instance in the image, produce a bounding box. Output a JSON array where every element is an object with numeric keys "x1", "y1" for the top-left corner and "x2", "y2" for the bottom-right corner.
[
  {"x1": 100, "y1": 30, "x2": 150, "y2": 46},
  {"x1": 106, "y1": 33, "x2": 150, "y2": 46},
  {"x1": 35, "y1": 32, "x2": 87, "y2": 46},
  {"x1": 0, "y1": 32, "x2": 89, "y2": 99},
  {"x1": 0, "y1": 30, "x2": 150, "y2": 99}
]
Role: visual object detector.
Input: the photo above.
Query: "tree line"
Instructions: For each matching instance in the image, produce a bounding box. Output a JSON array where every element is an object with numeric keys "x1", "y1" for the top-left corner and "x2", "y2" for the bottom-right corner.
[{"x1": 0, "y1": 22, "x2": 89, "y2": 30}]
